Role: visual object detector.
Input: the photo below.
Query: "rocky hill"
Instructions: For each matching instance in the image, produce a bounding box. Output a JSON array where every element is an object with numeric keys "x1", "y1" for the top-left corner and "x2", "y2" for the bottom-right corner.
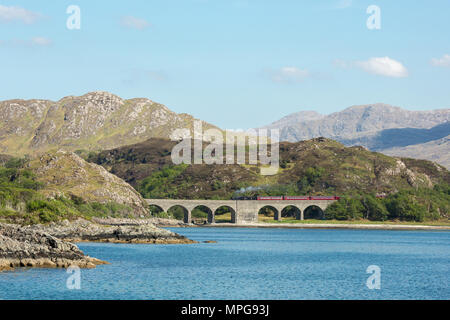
[
  {"x1": 263, "y1": 104, "x2": 450, "y2": 142},
  {"x1": 265, "y1": 111, "x2": 325, "y2": 129},
  {"x1": 87, "y1": 138, "x2": 258, "y2": 199},
  {"x1": 88, "y1": 137, "x2": 449, "y2": 199},
  {"x1": 0, "y1": 91, "x2": 218, "y2": 156},
  {"x1": 0, "y1": 150, "x2": 152, "y2": 225},
  {"x1": 26, "y1": 150, "x2": 149, "y2": 216},
  {"x1": 261, "y1": 104, "x2": 450, "y2": 168}
]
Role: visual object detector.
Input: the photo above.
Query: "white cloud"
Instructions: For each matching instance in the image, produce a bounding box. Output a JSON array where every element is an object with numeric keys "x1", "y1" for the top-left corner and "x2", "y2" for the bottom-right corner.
[
  {"x1": 120, "y1": 16, "x2": 151, "y2": 30},
  {"x1": 2, "y1": 37, "x2": 52, "y2": 47},
  {"x1": 431, "y1": 54, "x2": 450, "y2": 67},
  {"x1": 31, "y1": 37, "x2": 52, "y2": 46},
  {"x1": 270, "y1": 67, "x2": 311, "y2": 83},
  {"x1": 0, "y1": 5, "x2": 41, "y2": 24},
  {"x1": 355, "y1": 57, "x2": 409, "y2": 78}
]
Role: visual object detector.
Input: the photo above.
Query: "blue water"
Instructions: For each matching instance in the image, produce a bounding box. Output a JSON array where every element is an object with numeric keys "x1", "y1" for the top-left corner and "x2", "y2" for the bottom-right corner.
[{"x1": 0, "y1": 228, "x2": 449, "y2": 300}]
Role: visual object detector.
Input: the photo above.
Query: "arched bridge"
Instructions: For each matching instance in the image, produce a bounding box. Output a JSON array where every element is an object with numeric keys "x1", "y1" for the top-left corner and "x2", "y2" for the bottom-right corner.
[{"x1": 145, "y1": 199, "x2": 338, "y2": 224}]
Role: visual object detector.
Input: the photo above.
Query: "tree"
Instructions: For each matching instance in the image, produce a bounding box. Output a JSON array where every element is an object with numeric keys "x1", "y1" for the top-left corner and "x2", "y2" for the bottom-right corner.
[
  {"x1": 325, "y1": 197, "x2": 364, "y2": 221},
  {"x1": 362, "y1": 195, "x2": 389, "y2": 221},
  {"x1": 384, "y1": 193, "x2": 425, "y2": 222}
]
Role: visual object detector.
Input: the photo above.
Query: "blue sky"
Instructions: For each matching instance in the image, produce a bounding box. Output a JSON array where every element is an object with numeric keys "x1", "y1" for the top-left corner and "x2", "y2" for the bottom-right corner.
[{"x1": 0, "y1": 0, "x2": 449, "y2": 129}]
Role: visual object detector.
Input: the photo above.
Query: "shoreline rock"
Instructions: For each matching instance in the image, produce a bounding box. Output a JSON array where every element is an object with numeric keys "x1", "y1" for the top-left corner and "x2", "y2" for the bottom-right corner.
[
  {"x1": 1, "y1": 218, "x2": 198, "y2": 272},
  {"x1": 92, "y1": 217, "x2": 188, "y2": 228},
  {"x1": 27, "y1": 219, "x2": 197, "y2": 244},
  {"x1": 0, "y1": 223, "x2": 108, "y2": 272}
]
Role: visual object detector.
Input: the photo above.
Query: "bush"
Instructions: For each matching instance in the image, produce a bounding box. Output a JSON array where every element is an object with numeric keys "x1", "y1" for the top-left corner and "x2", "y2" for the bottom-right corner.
[
  {"x1": 384, "y1": 193, "x2": 425, "y2": 222},
  {"x1": 38, "y1": 208, "x2": 59, "y2": 223},
  {"x1": 362, "y1": 195, "x2": 389, "y2": 221},
  {"x1": 5, "y1": 157, "x2": 28, "y2": 169},
  {"x1": 325, "y1": 197, "x2": 364, "y2": 220},
  {"x1": 170, "y1": 206, "x2": 186, "y2": 220},
  {"x1": 296, "y1": 167, "x2": 325, "y2": 193},
  {"x1": 151, "y1": 211, "x2": 173, "y2": 219},
  {"x1": 0, "y1": 208, "x2": 17, "y2": 218},
  {"x1": 27, "y1": 200, "x2": 58, "y2": 213},
  {"x1": 138, "y1": 165, "x2": 188, "y2": 198}
]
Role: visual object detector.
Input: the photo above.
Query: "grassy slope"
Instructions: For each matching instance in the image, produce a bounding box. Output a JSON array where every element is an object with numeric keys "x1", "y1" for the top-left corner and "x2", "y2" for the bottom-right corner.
[
  {"x1": 88, "y1": 138, "x2": 449, "y2": 197},
  {"x1": 87, "y1": 138, "x2": 450, "y2": 222},
  {"x1": 0, "y1": 157, "x2": 142, "y2": 225}
]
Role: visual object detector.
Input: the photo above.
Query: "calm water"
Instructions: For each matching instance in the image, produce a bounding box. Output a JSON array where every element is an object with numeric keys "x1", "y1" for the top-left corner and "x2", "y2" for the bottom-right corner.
[{"x1": 0, "y1": 228, "x2": 449, "y2": 300}]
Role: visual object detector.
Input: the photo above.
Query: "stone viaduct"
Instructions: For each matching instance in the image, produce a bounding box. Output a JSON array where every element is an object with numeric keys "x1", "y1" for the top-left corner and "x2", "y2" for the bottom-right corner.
[{"x1": 145, "y1": 199, "x2": 337, "y2": 224}]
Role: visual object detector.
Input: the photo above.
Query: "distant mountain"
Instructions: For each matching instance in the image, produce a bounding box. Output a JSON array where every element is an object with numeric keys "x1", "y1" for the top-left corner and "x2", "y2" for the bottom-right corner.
[
  {"x1": 263, "y1": 104, "x2": 450, "y2": 141},
  {"x1": 264, "y1": 111, "x2": 325, "y2": 129},
  {"x1": 340, "y1": 122, "x2": 450, "y2": 151},
  {"x1": 0, "y1": 91, "x2": 218, "y2": 156},
  {"x1": 261, "y1": 104, "x2": 450, "y2": 168},
  {"x1": 383, "y1": 135, "x2": 450, "y2": 169}
]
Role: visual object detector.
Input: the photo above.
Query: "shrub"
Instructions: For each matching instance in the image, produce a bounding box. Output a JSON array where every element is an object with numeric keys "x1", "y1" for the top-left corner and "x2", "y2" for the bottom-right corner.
[
  {"x1": 325, "y1": 197, "x2": 364, "y2": 220},
  {"x1": 5, "y1": 157, "x2": 28, "y2": 169},
  {"x1": 38, "y1": 208, "x2": 59, "y2": 223},
  {"x1": 384, "y1": 193, "x2": 425, "y2": 222},
  {"x1": 362, "y1": 195, "x2": 389, "y2": 221},
  {"x1": 138, "y1": 165, "x2": 188, "y2": 198}
]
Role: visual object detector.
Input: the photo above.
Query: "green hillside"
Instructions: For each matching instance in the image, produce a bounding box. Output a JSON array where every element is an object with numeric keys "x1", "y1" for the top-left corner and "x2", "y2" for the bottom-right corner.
[
  {"x1": 87, "y1": 137, "x2": 450, "y2": 222},
  {"x1": 0, "y1": 153, "x2": 149, "y2": 225}
]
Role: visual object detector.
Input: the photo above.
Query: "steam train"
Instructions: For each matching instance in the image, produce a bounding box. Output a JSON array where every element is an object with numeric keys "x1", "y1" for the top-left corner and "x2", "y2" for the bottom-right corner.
[{"x1": 231, "y1": 196, "x2": 341, "y2": 201}]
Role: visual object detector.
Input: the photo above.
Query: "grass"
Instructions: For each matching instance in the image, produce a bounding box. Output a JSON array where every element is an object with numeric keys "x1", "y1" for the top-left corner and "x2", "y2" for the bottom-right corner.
[{"x1": 214, "y1": 212, "x2": 233, "y2": 223}]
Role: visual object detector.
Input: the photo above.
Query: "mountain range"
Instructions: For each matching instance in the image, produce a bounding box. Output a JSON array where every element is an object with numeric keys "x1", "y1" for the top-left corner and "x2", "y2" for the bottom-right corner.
[
  {"x1": 261, "y1": 104, "x2": 450, "y2": 168},
  {"x1": 0, "y1": 91, "x2": 217, "y2": 156},
  {"x1": 1, "y1": 93, "x2": 449, "y2": 168}
]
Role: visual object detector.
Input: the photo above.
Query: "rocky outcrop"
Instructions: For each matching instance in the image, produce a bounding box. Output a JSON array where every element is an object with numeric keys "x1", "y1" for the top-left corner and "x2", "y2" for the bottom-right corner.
[
  {"x1": 27, "y1": 150, "x2": 149, "y2": 217},
  {"x1": 0, "y1": 223, "x2": 107, "y2": 272},
  {"x1": 27, "y1": 219, "x2": 196, "y2": 244},
  {"x1": 0, "y1": 218, "x2": 197, "y2": 271},
  {"x1": 0, "y1": 91, "x2": 218, "y2": 156},
  {"x1": 92, "y1": 217, "x2": 187, "y2": 227}
]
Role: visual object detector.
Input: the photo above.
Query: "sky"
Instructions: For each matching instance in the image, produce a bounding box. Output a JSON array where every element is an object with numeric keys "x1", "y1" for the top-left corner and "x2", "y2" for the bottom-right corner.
[{"x1": 0, "y1": 0, "x2": 449, "y2": 129}]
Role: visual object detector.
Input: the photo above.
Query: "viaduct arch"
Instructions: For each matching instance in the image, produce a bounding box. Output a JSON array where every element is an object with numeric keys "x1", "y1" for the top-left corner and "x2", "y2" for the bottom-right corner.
[{"x1": 145, "y1": 199, "x2": 336, "y2": 224}]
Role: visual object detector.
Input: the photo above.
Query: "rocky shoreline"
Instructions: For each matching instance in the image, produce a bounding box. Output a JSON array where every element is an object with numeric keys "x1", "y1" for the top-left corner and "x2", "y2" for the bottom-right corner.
[
  {"x1": 91, "y1": 217, "x2": 188, "y2": 228},
  {"x1": 27, "y1": 219, "x2": 196, "y2": 244},
  {"x1": 0, "y1": 223, "x2": 107, "y2": 272},
  {"x1": 0, "y1": 219, "x2": 197, "y2": 272}
]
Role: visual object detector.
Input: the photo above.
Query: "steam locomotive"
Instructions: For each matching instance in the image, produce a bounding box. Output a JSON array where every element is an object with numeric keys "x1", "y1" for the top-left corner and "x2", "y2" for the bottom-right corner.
[{"x1": 231, "y1": 196, "x2": 341, "y2": 201}]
